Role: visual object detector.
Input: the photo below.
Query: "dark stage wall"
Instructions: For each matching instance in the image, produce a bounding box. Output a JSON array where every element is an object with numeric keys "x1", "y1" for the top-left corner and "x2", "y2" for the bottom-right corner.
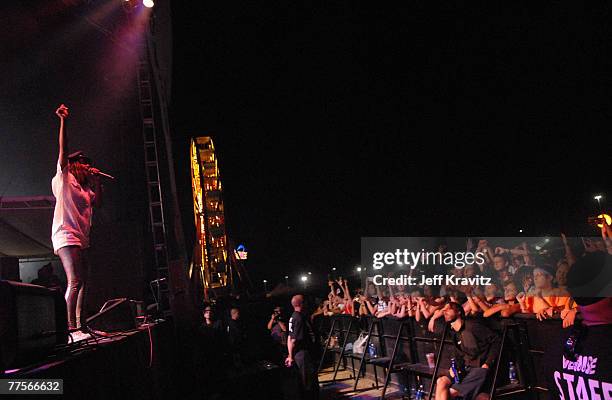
[{"x1": 0, "y1": 2, "x2": 161, "y2": 314}]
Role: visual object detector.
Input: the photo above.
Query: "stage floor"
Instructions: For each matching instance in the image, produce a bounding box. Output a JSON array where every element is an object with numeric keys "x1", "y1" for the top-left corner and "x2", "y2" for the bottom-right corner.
[{"x1": 3, "y1": 321, "x2": 179, "y2": 399}]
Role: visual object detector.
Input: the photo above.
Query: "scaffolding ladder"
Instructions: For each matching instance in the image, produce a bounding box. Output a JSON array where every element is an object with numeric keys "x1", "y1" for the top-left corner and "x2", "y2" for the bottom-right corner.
[{"x1": 136, "y1": 41, "x2": 171, "y2": 314}]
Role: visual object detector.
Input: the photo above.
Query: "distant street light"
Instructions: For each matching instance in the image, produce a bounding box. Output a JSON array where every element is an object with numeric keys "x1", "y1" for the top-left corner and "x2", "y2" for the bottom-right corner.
[{"x1": 594, "y1": 194, "x2": 604, "y2": 211}]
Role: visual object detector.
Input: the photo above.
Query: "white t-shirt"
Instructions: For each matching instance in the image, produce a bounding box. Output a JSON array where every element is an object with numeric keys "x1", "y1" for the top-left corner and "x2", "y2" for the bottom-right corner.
[{"x1": 51, "y1": 162, "x2": 95, "y2": 254}]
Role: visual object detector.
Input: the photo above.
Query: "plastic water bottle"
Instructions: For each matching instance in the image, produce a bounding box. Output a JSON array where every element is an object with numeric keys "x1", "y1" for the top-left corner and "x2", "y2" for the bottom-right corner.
[
  {"x1": 367, "y1": 343, "x2": 377, "y2": 358},
  {"x1": 509, "y1": 361, "x2": 518, "y2": 384},
  {"x1": 415, "y1": 384, "x2": 425, "y2": 400},
  {"x1": 450, "y1": 358, "x2": 460, "y2": 384}
]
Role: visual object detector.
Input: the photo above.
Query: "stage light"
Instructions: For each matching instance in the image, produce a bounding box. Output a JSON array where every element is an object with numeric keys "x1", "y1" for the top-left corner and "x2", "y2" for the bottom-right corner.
[
  {"x1": 597, "y1": 214, "x2": 611, "y2": 228},
  {"x1": 143, "y1": 0, "x2": 154, "y2": 8},
  {"x1": 263, "y1": 279, "x2": 267, "y2": 283},
  {"x1": 594, "y1": 195, "x2": 603, "y2": 201},
  {"x1": 356, "y1": 267, "x2": 362, "y2": 272},
  {"x1": 308, "y1": 271, "x2": 312, "y2": 275},
  {"x1": 332, "y1": 267, "x2": 336, "y2": 271},
  {"x1": 301, "y1": 276, "x2": 308, "y2": 282},
  {"x1": 284, "y1": 276, "x2": 288, "y2": 279},
  {"x1": 519, "y1": 229, "x2": 523, "y2": 233}
]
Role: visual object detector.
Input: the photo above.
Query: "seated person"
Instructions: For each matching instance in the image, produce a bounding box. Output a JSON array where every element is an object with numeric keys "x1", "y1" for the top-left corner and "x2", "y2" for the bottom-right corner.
[{"x1": 435, "y1": 302, "x2": 501, "y2": 400}]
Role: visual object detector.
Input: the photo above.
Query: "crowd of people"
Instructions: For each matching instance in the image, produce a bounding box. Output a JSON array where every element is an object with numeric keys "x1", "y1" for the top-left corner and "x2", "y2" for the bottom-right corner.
[
  {"x1": 303, "y1": 229, "x2": 611, "y2": 400},
  {"x1": 312, "y1": 230, "x2": 612, "y2": 331},
  {"x1": 192, "y1": 228, "x2": 611, "y2": 400}
]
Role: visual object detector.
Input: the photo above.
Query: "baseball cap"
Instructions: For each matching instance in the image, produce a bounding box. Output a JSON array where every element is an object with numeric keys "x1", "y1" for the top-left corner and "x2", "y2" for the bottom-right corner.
[{"x1": 67, "y1": 150, "x2": 92, "y2": 165}]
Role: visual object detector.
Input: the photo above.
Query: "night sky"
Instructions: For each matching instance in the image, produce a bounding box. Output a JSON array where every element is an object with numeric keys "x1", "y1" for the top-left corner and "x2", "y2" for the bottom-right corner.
[
  {"x1": 1, "y1": 1, "x2": 611, "y2": 287},
  {"x1": 170, "y1": 2, "x2": 610, "y2": 284}
]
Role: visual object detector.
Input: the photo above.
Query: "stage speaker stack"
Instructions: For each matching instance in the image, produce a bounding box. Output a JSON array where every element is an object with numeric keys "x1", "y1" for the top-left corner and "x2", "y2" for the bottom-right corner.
[
  {"x1": 0, "y1": 280, "x2": 67, "y2": 372},
  {"x1": 85, "y1": 298, "x2": 143, "y2": 333},
  {"x1": 0, "y1": 257, "x2": 20, "y2": 281}
]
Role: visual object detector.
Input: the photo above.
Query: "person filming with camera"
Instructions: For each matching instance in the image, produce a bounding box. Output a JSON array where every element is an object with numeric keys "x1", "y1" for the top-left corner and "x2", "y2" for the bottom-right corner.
[{"x1": 268, "y1": 305, "x2": 288, "y2": 360}]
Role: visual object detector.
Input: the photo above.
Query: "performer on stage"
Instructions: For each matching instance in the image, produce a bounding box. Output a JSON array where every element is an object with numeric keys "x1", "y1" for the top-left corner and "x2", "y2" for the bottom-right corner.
[{"x1": 51, "y1": 104, "x2": 103, "y2": 334}]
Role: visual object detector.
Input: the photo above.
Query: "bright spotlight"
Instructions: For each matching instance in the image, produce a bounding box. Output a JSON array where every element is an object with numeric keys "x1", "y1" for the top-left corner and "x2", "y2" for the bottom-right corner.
[
  {"x1": 356, "y1": 267, "x2": 362, "y2": 272},
  {"x1": 594, "y1": 195, "x2": 603, "y2": 201},
  {"x1": 263, "y1": 279, "x2": 267, "y2": 283},
  {"x1": 301, "y1": 276, "x2": 308, "y2": 282},
  {"x1": 143, "y1": 0, "x2": 154, "y2": 8}
]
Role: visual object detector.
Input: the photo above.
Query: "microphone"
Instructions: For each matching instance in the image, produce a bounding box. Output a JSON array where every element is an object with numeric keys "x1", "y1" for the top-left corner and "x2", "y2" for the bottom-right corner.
[
  {"x1": 96, "y1": 171, "x2": 115, "y2": 180},
  {"x1": 151, "y1": 277, "x2": 167, "y2": 284},
  {"x1": 89, "y1": 168, "x2": 115, "y2": 180}
]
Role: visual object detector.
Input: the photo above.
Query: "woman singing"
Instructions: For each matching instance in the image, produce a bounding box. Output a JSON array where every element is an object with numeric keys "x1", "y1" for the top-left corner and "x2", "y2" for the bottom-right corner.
[{"x1": 51, "y1": 104, "x2": 102, "y2": 336}]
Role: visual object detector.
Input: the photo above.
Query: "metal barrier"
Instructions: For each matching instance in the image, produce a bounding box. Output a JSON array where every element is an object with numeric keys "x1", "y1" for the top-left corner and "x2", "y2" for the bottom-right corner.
[{"x1": 318, "y1": 314, "x2": 563, "y2": 399}]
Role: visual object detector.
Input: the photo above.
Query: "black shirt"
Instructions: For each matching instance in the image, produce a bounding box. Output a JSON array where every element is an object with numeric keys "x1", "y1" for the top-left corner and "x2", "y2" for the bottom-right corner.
[
  {"x1": 288, "y1": 310, "x2": 316, "y2": 353},
  {"x1": 450, "y1": 319, "x2": 501, "y2": 368},
  {"x1": 544, "y1": 324, "x2": 612, "y2": 400},
  {"x1": 227, "y1": 318, "x2": 246, "y2": 350}
]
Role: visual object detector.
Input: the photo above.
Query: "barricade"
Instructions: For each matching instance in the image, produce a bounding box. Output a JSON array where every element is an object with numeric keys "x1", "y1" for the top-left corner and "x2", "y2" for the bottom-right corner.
[{"x1": 318, "y1": 313, "x2": 563, "y2": 399}]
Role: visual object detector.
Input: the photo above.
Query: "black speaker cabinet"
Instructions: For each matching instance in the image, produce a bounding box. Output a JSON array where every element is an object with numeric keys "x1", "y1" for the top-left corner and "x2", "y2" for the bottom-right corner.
[
  {"x1": 0, "y1": 280, "x2": 68, "y2": 371},
  {"x1": 85, "y1": 298, "x2": 142, "y2": 332},
  {"x1": 0, "y1": 257, "x2": 20, "y2": 281}
]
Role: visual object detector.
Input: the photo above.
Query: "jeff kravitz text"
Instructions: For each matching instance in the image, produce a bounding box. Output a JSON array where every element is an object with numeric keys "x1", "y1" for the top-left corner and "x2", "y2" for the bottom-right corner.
[{"x1": 372, "y1": 274, "x2": 492, "y2": 286}]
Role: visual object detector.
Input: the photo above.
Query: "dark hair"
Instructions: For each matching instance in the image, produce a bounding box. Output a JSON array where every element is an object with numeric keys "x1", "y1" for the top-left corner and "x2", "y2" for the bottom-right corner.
[
  {"x1": 503, "y1": 279, "x2": 517, "y2": 288},
  {"x1": 493, "y1": 253, "x2": 510, "y2": 264},
  {"x1": 447, "y1": 301, "x2": 465, "y2": 319}
]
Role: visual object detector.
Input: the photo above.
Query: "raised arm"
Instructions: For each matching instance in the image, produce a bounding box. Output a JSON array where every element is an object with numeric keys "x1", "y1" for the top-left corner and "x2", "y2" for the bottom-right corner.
[
  {"x1": 55, "y1": 104, "x2": 69, "y2": 169},
  {"x1": 603, "y1": 223, "x2": 612, "y2": 255},
  {"x1": 338, "y1": 279, "x2": 350, "y2": 302},
  {"x1": 560, "y1": 234, "x2": 576, "y2": 266},
  {"x1": 365, "y1": 298, "x2": 377, "y2": 316}
]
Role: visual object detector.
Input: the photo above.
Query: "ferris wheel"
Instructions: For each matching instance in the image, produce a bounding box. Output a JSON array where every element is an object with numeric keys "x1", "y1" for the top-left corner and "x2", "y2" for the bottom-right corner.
[{"x1": 190, "y1": 137, "x2": 231, "y2": 299}]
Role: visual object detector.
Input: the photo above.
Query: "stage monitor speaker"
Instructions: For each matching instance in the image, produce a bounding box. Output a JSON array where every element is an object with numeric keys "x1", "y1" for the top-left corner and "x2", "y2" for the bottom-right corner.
[
  {"x1": 0, "y1": 280, "x2": 67, "y2": 372},
  {"x1": 85, "y1": 298, "x2": 142, "y2": 333},
  {"x1": 0, "y1": 257, "x2": 20, "y2": 281}
]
